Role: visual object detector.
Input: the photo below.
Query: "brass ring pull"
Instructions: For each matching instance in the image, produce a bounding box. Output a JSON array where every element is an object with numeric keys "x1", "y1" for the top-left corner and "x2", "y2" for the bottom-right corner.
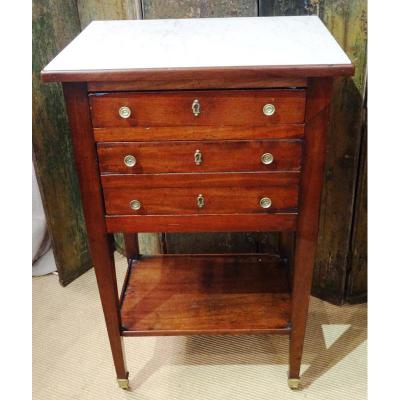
[
  {"x1": 260, "y1": 197, "x2": 272, "y2": 209},
  {"x1": 262, "y1": 104, "x2": 275, "y2": 116},
  {"x1": 192, "y1": 99, "x2": 200, "y2": 116},
  {"x1": 194, "y1": 149, "x2": 202, "y2": 165},
  {"x1": 261, "y1": 153, "x2": 274, "y2": 165},
  {"x1": 130, "y1": 200, "x2": 141, "y2": 210},
  {"x1": 124, "y1": 155, "x2": 136, "y2": 167},
  {"x1": 197, "y1": 194, "x2": 205, "y2": 208},
  {"x1": 119, "y1": 106, "x2": 131, "y2": 119}
]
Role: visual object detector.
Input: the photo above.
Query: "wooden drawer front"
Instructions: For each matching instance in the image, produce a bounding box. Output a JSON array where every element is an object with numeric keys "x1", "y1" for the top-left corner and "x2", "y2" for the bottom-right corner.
[
  {"x1": 97, "y1": 140, "x2": 302, "y2": 174},
  {"x1": 101, "y1": 173, "x2": 299, "y2": 215},
  {"x1": 89, "y1": 90, "x2": 306, "y2": 127}
]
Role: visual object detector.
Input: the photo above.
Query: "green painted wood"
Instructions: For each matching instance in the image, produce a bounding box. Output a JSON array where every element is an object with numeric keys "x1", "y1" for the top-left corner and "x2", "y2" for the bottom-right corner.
[
  {"x1": 314, "y1": 0, "x2": 367, "y2": 304},
  {"x1": 33, "y1": 0, "x2": 92, "y2": 285},
  {"x1": 143, "y1": 0, "x2": 258, "y2": 19},
  {"x1": 259, "y1": 0, "x2": 367, "y2": 304},
  {"x1": 77, "y1": 0, "x2": 141, "y2": 29},
  {"x1": 114, "y1": 232, "x2": 163, "y2": 256}
]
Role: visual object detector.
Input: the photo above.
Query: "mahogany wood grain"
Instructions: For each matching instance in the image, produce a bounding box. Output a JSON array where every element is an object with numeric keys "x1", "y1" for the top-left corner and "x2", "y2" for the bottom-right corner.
[
  {"x1": 97, "y1": 140, "x2": 302, "y2": 174},
  {"x1": 62, "y1": 82, "x2": 128, "y2": 381},
  {"x1": 42, "y1": 64, "x2": 354, "y2": 84},
  {"x1": 101, "y1": 171, "x2": 300, "y2": 188},
  {"x1": 42, "y1": 15, "x2": 355, "y2": 390},
  {"x1": 103, "y1": 185, "x2": 298, "y2": 215},
  {"x1": 101, "y1": 172, "x2": 300, "y2": 216},
  {"x1": 120, "y1": 254, "x2": 291, "y2": 336},
  {"x1": 93, "y1": 124, "x2": 305, "y2": 142},
  {"x1": 289, "y1": 78, "x2": 333, "y2": 380},
  {"x1": 123, "y1": 233, "x2": 139, "y2": 259},
  {"x1": 87, "y1": 77, "x2": 307, "y2": 92},
  {"x1": 105, "y1": 213, "x2": 297, "y2": 233},
  {"x1": 89, "y1": 89, "x2": 306, "y2": 127}
]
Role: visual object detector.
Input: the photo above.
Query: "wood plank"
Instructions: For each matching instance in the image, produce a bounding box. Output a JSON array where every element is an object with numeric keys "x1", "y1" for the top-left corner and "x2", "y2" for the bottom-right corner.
[
  {"x1": 97, "y1": 140, "x2": 303, "y2": 174},
  {"x1": 106, "y1": 213, "x2": 297, "y2": 233},
  {"x1": 89, "y1": 90, "x2": 306, "y2": 127},
  {"x1": 120, "y1": 254, "x2": 291, "y2": 335},
  {"x1": 32, "y1": 0, "x2": 92, "y2": 285},
  {"x1": 313, "y1": 0, "x2": 367, "y2": 304},
  {"x1": 346, "y1": 94, "x2": 367, "y2": 303},
  {"x1": 76, "y1": 0, "x2": 141, "y2": 29},
  {"x1": 142, "y1": 0, "x2": 258, "y2": 19},
  {"x1": 94, "y1": 125, "x2": 305, "y2": 142}
]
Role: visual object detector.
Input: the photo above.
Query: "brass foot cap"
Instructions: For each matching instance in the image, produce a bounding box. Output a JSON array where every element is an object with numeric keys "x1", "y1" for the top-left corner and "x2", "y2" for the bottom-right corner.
[
  {"x1": 288, "y1": 378, "x2": 300, "y2": 390},
  {"x1": 117, "y1": 378, "x2": 130, "y2": 390}
]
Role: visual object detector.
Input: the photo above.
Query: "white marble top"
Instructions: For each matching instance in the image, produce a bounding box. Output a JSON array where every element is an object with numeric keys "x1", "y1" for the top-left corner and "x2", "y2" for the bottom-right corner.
[{"x1": 43, "y1": 16, "x2": 351, "y2": 74}]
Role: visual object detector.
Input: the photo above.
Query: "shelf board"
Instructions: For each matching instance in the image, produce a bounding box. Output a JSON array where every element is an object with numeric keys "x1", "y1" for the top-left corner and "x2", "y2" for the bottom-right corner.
[{"x1": 120, "y1": 254, "x2": 291, "y2": 336}]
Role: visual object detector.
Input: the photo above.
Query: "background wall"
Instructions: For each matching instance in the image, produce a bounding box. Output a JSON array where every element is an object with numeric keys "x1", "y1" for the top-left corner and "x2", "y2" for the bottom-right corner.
[{"x1": 32, "y1": 0, "x2": 367, "y2": 304}]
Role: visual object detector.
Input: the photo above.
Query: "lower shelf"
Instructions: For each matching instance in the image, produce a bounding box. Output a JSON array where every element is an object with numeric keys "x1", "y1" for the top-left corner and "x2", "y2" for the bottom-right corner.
[{"x1": 120, "y1": 254, "x2": 291, "y2": 336}]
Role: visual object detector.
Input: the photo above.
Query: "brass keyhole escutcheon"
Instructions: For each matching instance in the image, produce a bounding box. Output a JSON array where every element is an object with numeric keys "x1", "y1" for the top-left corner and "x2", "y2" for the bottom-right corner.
[
  {"x1": 194, "y1": 149, "x2": 202, "y2": 165},
  {"x1": 260, "y1": 197, "x2": 272, "y2": 209},
  {"x1": 119, "y1": 106, "x2": 132, "y2": 119},
  {"x1": 197, "y1": 194, "x2": 205, "y2": 208},
  {"x1": 192, "y1": 99, "x2": 201, "y2": 116}
]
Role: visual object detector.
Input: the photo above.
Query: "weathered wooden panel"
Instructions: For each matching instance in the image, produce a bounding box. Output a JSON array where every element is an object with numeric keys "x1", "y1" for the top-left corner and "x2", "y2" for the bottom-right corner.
[
  {"x1": 77, "y1": 0, "x2": 141, "y2": 29},
  {"x1": 259, "y1": 0, "x2": 367, "y2": 304},
  {"x1": 346, "y1": 95, "x2": 367, "y2": 303},
  {"x1": 314, "y1": 0, "x2": 367, "y2": 304},
  {"x1": 165, "y1": 232, "x2": 278, "y2": 254},
  {"x1": 114, "y1": 232, "x2": 163, "y2": 256},
  {"x1": 33, "y1": 0, "x2": 91, "y2": 285},
  {"x1": 143, "y1": 0, "x2": 257, "y2": 18}
]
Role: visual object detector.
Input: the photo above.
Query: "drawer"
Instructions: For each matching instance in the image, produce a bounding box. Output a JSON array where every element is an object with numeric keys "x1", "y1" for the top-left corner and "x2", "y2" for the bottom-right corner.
[
  {"x1": 103, "y1": 185, "x2": 298, "y2": 216},
  {"x1": 89, "y1": 89, "x2": 306, "y2": 127},
  {"x1": 97, "y1": 140, "x2": 302, "y2": 174},
  {"x1": 101, "y1": 173, "x2": 299, "y2": 215}
]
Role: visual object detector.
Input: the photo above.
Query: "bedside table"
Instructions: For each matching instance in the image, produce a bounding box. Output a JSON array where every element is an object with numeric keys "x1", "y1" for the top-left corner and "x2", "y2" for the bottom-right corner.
[{"x1": 42, "y1": 16, "x2": 353, "y2": 390}]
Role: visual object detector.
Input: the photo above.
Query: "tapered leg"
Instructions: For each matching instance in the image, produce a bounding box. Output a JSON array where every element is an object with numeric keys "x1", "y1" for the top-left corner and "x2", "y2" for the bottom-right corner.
[
  {"x1": 124, "y1": 233, "x2": 140, "y2": 259},
  {"x1": 63, "y1": 83, "x2": 128, "y2": 387},
  {"x1": 288, "y1": 78, "x2": 333, "y2": 388}
]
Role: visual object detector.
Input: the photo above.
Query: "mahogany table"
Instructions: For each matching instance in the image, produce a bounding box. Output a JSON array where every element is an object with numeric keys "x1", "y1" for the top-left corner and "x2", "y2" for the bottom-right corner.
[{"x1": 42, "y1": 16, "x2": 353, "y2": 390}]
